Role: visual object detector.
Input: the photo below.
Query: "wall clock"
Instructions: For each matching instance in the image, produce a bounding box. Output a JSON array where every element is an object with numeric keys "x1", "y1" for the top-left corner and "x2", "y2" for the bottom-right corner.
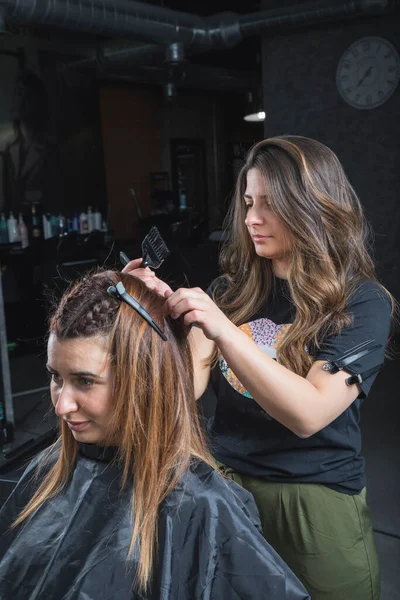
[{"x1": 336, "y1": 37, "x2": 400, "y2": 109}]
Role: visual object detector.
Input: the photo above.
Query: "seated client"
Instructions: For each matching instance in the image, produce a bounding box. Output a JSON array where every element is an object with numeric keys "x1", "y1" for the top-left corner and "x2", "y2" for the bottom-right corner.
[{"x1": 0, "y1": 270, "x2": 310, "y2": 599}]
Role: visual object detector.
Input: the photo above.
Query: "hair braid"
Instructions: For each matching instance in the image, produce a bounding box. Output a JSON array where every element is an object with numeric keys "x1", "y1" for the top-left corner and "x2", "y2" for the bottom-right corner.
[{"x1": 50, "y1": 272, "x2": 120, "y2": 339}]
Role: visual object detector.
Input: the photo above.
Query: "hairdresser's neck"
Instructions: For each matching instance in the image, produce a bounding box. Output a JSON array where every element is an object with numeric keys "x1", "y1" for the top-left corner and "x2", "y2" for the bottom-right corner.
[{"x1": 271, "y1": 258, "x2": 290, "y2": 280}]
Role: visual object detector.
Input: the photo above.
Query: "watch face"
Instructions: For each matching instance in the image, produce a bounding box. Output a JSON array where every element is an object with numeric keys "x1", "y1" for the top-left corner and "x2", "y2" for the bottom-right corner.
[{"x1": 336, "y1": 37, "x2": 400, "y2": 109}]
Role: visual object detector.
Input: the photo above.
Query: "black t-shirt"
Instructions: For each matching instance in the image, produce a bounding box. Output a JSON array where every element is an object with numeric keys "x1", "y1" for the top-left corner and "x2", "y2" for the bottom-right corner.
[{"x1": 208, "y1": 276, "x2": 392, "y2": 494}]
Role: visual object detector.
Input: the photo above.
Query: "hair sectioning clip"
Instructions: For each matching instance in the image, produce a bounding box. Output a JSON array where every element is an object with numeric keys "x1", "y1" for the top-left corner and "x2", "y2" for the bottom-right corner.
[
  {"x1": 107, "y1": 281, "x2": 167, "y2": 341},
  {"x1": 321, "y1": 339, "x2": 382, "y2": 387}
]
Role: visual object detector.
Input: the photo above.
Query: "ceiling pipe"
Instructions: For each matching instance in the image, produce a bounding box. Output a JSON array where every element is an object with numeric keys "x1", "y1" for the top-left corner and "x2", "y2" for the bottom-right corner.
[
  {"x1": 236, "y1": 0, "x2": 393, "y2": 38},
  {"x1": 0, "y1": 0, "x2": 393, "y2": 77},
  {"x1": 1, "y1": 0, "x2": 393, "y2": 52},
  {"x1": 70, "y1": 43, "x2": 164, "y2": 72},
  {"x1": 1, "y1": 0, "x2": 206, "y2": 47}
]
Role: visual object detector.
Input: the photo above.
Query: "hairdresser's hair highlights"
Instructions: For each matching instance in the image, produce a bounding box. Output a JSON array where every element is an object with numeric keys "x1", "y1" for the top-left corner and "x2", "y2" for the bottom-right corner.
[
  {"x1": 216, "y1": 135, "x2": 395, "y2": 375},
  {"x1": 13, "y1": 270, "x2": 215, "y2": 592}
]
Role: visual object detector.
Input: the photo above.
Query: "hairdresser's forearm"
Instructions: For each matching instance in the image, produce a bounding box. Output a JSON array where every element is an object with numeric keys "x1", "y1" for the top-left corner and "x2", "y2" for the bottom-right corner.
[
  {"x1": 213, "y1": 321, "x2": 333, "y2": 437},
  {"x1": 165, "y1": 287, "x2": 356, "y2": 433}
]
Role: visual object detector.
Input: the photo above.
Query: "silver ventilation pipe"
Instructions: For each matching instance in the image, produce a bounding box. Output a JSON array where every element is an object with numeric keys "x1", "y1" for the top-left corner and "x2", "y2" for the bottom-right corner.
[
  {"x1": 1, "y1": 0, "x2": 393, "y2": 50},
  {"x1": 0, "y1": 0, "x2": 393, "y2": 74},
  {"x1": 1, "y1": 0, "x2": 206, "y2": 47},
  {"x1": 69, "y1": 43, "x2": 165, "y2": 73},
  {"x1": 236, "y1": 1, "x2": 393, "y2": 38}
]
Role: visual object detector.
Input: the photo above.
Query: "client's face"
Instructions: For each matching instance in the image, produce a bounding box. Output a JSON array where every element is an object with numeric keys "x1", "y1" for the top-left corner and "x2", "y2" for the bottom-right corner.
[{"x1": 47, "y1": 334, "x2": 113, "y2": 445}]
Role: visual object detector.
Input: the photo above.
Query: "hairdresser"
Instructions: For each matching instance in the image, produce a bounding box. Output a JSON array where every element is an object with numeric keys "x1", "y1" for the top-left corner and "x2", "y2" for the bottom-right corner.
[{"x1": 123, "y1": 135, "x2": 395, "y2": 600}]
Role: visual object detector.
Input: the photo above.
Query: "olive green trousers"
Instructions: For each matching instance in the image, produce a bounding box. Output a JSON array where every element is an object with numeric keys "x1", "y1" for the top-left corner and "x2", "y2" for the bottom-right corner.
[{"x1": 219, "y1": 463, "x2": 380, "y2": 600}]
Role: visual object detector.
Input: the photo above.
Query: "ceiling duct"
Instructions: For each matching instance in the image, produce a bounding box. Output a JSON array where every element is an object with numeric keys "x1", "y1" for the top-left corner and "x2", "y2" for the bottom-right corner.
[
  {"x1": 1, "y1": 0, "x2": 392, "y2": 52},
  {"x1": 70, "y1": 43, "x2": 164, "y2": 73},
  {"x1": 236, "y1": 0, "x2": 393, "y2": 39},
  {"x1": 164, "y1": 43, "x2": 186, "y2": 67},
  {"x1": 0, "y1": 0, "x2": 393, "y2": 88},
  {"x1": 1, "y1": 0, "x2": 207, "y2": 48}
]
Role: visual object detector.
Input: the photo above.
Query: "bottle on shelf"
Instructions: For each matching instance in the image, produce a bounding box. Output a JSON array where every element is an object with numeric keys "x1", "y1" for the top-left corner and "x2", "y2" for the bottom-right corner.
[
  {"x1": 42, "y1": 214, "x2": 48, "y2": 239},
  {"x1": 179, "y1": 189, "x2": 187, "y2": 210},
  {"x1": 58, "y1": 214, "x2": 66, "y2": 236},
  {"x1": 18, "y1": 213, "x2": 29, "y2": 248},
  {"x1": 87, "y1": 206, "x2": 94, "y2": 232},
  {"x1": 72, "y1": 213, "x2": 79, "y2": 232},
  {"x1": 7, "y1": 212, "x2": 19, "y2": 243},
  {"x1": 50, "y1": 214, "x2": 58, "y2": 237},
  {"x1": 93, "y1": 208, "x2": 102, "y2": 231},
  {"x1": 42, "y1": 214, "x2": 51, "y2": 240},
  {"x1": 79, "y1": 211, "x2": 88, "y2": 234},
  {"x1": 0, "y1": 213, "x2": 9, "y2": 244},
  {"x1": 31, "y1": 202, "x2": 43, "y2": 241}
]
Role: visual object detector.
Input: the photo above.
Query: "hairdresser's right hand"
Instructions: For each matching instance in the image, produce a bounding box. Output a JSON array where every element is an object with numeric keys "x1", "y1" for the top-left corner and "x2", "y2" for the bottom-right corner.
[{"x1": 121, "y1": 258, "x2": 173, "y2": 297}]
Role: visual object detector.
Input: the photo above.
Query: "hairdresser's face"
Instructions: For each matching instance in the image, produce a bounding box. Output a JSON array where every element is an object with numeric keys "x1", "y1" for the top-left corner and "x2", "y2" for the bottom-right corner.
[
  {"x1": 244, "y1": 168, "x2": 291, "y2": 276},
  {"x1": 47, "y1": 335, "x2": 113, "y2": 445}
]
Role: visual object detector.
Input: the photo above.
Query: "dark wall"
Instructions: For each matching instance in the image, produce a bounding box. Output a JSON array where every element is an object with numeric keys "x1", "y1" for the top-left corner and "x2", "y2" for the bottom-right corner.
[
  {"x1": 0, "y1": 39, "x2": 107, "y2": 220},
  {"x1": 40, "y1": 52, "x2": 107, "y2": 218},
  {"x1": 260, "y1": 3, "x2": 400, "y2": 300},
  {"x1": 0, "y1": 43, "x2": 55, "y2": 216}
]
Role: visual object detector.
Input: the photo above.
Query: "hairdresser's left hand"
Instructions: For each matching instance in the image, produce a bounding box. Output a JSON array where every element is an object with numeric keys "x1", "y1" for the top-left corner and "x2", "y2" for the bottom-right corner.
[{"x1": 165, "y1": 287, "x2": 233, "y2": 341}]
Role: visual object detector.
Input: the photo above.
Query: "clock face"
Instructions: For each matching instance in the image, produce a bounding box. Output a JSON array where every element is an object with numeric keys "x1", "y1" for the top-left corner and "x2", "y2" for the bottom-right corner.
[{"x1": 336, "y1": 37, "x2": 400, "y2": 109}]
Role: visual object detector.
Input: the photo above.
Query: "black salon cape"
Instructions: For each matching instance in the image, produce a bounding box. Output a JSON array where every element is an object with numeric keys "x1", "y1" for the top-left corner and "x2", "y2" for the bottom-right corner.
[{"x1": 0, "y1": 444, "x2": 310, "y2": 600}]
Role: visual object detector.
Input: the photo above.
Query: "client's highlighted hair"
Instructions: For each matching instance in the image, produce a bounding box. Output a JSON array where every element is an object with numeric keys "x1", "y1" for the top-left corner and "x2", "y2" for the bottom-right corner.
[{"x1": 13, "y1": 270, "x2": 215, "y2": 591}]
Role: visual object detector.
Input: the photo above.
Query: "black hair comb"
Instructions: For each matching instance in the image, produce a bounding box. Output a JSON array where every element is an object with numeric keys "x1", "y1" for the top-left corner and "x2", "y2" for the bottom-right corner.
[
  {"x1": 120, "y1": 226, "x2": 169, "y2": 270},
  {"x1": 140, "y1": 226, "x2": 170, "y2": 268}
]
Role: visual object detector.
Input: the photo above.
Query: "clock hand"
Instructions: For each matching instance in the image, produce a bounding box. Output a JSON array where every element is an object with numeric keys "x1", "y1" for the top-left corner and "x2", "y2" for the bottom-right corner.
[{"x1": 356, "y1": 65, "x2": 372, "y2": 87}]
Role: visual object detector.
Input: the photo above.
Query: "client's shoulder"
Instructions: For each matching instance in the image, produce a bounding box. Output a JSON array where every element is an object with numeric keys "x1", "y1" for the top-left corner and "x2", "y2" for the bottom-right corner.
[{"x1": 163, "y1": 460, "x2": 261, "y2": 529}]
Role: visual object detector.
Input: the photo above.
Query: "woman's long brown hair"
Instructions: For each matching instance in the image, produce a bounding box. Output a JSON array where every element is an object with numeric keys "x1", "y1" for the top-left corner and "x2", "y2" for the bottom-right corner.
[
  {"x1": 12, "y1": 270, "x2": 215, "y2": 591},
  {"x1": 215, "y1": 135, "x2": 396, "y2": 375}
]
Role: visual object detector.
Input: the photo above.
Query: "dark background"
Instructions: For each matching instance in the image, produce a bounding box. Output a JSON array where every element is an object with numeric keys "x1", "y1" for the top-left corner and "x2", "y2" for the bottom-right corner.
[{"x1": 260, "y1": 0, "x2": 400, "y2": 302}]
